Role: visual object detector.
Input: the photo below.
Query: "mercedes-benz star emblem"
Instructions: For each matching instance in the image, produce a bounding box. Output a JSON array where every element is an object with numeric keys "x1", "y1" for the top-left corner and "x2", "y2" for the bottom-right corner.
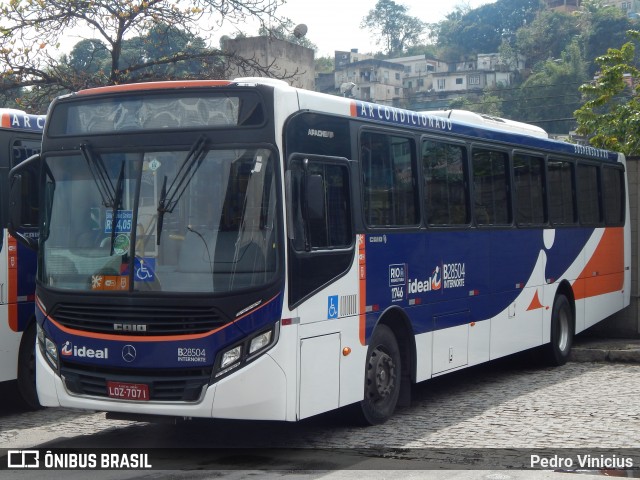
[{"x1": 122, "y1": 344, "x2": 137, "y2": 363}]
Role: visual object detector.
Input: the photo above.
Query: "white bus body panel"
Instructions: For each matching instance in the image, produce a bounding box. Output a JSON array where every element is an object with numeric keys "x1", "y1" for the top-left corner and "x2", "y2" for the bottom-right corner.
[
  {"x1": 0, "y1": 306, "x2": 20, "y2": 383},
  {"x1": 0, "y1": 230, "x2": 20, "y2": 383},
  {"x1": 37, "y1": 346, "x2": 290, "y2": 420}
]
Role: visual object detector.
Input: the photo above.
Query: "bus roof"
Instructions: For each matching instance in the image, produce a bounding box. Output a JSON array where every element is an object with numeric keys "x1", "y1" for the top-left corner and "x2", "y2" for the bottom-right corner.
[
  {"x1": 76, "y1": 78, "x2": 292, "y2": 97},
  {"x1": 64, "y1": 79, "x2": 618, "y2": 163},
  {"x1": 0, "y1": 108, "x2": 45, "y2": 132},
  {"x1": 346, "y1": 99, "x2": 619, "y2": 163},
  {"x1": 423, "y1": 109, "x2": 549, "y2": 139},
  {"x1": 77, "y1": 80, "x2": 234, "y2": 96}
]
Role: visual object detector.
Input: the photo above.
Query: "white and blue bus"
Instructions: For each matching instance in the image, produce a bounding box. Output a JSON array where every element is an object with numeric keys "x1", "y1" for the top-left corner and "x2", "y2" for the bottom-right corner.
[
  {"x1": 8, "y1": 79, "x2": 629, "y2": 424},
  {"x1": 0, "y1": 108, "x2": 44, "y2": 408}
]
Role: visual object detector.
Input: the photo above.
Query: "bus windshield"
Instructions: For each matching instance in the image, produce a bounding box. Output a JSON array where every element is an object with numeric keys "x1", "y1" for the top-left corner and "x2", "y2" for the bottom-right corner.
[{"x1": 40, "y1": 146, "x2": 278, "y2": 294}]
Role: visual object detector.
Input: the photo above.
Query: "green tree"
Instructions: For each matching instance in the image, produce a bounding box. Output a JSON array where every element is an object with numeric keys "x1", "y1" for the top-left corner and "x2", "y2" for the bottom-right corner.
[
  {"x1": 580, "y1": 3, "x2": 635, "y2": 76},
  {"x1": 575, "y1": 30, "x2": 640, "y2": 155},
  {"x1": 0, "y1": 0, "x2": 290, "y2": 112},
  {"x1": 119, "y1": 24, "x2": 209, "y2": 81},
  {"x1": 361, "y1": 0, "x2": 426, "y2": 56},
  {"x1": 315, "y1": 56, "x2": 335, "y2": 74},
  {"x1": 515, "y1": 40, "x2": 588, "y2": 133},
  {"x1": 432, "y1": 0, "x2": 541, "y2": 60},
  {"x1": 515, "y1": 10, "x2": 581, "y2": 69}
]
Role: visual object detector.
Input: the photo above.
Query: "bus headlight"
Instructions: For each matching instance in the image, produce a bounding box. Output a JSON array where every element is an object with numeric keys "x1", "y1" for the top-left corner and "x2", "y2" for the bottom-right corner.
[
  {"x1": 37, "y1": 324, "x2": 59, "y2": 371},
  {"x1": 213, "y1": 323, "x2": 279, "y2": 381},
  {"x1": 249, "y1": 330, "x2": 272, "y2": 354},
  {"x1": 221, "y1": 345, "x2": 242, "y2": 369}
]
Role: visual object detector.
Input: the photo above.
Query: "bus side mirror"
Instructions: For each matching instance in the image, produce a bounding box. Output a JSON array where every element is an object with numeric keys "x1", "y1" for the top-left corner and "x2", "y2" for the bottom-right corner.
[
  {"x1": 8, "y1": 154, "x2": 41, "y2": 250},
  {"x1": 306, "y1": 174, "x2": 325, "y2": 221}
]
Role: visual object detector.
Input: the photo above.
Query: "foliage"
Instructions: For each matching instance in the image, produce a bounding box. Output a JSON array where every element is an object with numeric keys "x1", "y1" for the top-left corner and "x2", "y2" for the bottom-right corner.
[
  {"x1": 431, "y1": 0, "x2": 541, "y2": 60},
  {"x1": 0, "y1": 0, "x2": 294, "y2": 112},
  {"x1": 315, "y1": 56, "x2": 335, "y2": 74},
  {"x1": 579, "y1": 3, "x2": 634, "y2": 76},
  {"x1": 513, "y1": 40, "x2": 588, "y2": 133},
  {"x1": 514, "y1": 10, "x2": 581, "y2": 69},
  {"x1": 361, "y1": 0, "x2": 426, "y2": 56},
  {"x1": 574, "y1": 30, "x2": 640, "y2": 155}
]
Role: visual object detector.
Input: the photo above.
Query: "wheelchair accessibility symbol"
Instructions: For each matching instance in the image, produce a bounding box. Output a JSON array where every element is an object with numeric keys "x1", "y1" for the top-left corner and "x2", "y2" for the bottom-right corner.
[
  {"x1": 327, "y1": 295, "x2": 339, "y2": 319},
  {"x1": 134, "y1": 258, "x2": 155, "y2": 282}
]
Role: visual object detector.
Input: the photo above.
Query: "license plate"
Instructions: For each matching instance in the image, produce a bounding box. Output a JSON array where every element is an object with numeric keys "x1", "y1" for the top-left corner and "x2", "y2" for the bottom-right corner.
[{"x1": 107, "y1": 381, "x2": 150, "y2": 401}]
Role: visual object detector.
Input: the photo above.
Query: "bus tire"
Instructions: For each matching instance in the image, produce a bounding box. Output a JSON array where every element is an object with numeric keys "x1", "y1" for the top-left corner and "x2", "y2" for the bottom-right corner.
[
  {"x1": 17, "y1": 322, "x2": 41, "y2": 409},
  {"x1": 545, "y1": 294, "x2": 574, "y2": 366},
  {"x1": 354, "y1": 324, "x2": 401, "y2": 426}
]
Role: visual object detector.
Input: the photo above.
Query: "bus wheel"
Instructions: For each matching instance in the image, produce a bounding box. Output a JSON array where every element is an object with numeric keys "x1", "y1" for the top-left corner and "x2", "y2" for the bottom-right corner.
[
  {"x1": 356, "y1": 324, "x2": 401, "y2": 425},
  {"x1": 17, "y1": 322, "x2": 41, "y2": 409},
  {"x1": 545, "y1": 294, "x2": 574, "y2": 366}
]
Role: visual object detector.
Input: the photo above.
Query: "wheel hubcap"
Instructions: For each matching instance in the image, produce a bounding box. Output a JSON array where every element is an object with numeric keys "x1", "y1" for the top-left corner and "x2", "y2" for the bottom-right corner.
[{"x1": 367, "y1": 346, "x2": 397, "y2": 400}]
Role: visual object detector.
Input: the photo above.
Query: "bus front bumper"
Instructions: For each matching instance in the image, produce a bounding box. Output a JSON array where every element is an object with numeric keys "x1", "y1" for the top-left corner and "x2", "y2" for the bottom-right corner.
[{"x1": 36, "y1": 347, "x2": 288, "y2": 420}]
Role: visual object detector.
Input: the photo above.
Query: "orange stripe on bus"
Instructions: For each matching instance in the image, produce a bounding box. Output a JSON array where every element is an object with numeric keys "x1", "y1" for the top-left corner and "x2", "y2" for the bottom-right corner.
[
  {"x1": 41, "y1": 292, "x2": 282, "y2": 342},
  {"x1": 1, "y1": 113, "x2": 10, "y2": 128},
  {"x1": 350, "y1": 101, "x2": 357, "y2": 118},
  {"x1": 574, "y1": 227, "x2": 625, "y2": 300},
  {"x1": 78, "y1": 80, "x2": 233, "y2": 96}
]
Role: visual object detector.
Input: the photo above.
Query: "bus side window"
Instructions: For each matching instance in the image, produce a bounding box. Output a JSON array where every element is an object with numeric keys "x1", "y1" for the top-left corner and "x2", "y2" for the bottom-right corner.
[
  {"x1": 289, "y1": 158, "x2": 352, "y2": 251},
  {"x1": 513, "y1": 153, "x2": 546, "y2": 225},
  {"x1": 602, "y1": 166, "x2": 625, "y2": 226},
  {"x1": 361, "y1": 131, "x2": 418, "y2": 227},
  {"x1": 11, "y1": 139, "x2": 41, "y2": 227},
  {"x1": 422, "y1": 140, "x2": 469, "y2": 226},
  {"x1": 577, "y1": 163, "x2": 601, "y2": 225},
  {"x1": 548, "y1": 159, "x2": 576, "y2": 225},
  {"x1": 472, "y1": 148, "x2": 511, "y2": 226}
]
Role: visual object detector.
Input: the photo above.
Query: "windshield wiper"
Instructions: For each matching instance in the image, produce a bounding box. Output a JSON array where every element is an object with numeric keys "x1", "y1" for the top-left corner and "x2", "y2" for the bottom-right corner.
[
  {"x1": 110, "y1": 161, "x2": 125, "y2": 255},
  {"x1": 80, "y1": 143, "x2": 116, "y2": 208},
  {"x1": 156, "y1": 136, "x2": 208, "y2": 245}
]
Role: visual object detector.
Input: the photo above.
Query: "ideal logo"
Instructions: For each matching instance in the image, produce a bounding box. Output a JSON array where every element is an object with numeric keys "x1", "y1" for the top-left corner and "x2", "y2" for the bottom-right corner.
[
  {"x1": 407, "y1": 262, "x2": 466, "y2": 294},
  {"x1": 61, "y1": 341, "x2": 73, "y2": 356},
  {"x1": 60, "y1": 341, "x2": 109, "y2": 359},
  {"x1": 408, "y1": 265, "x2": 441, "y2": 294}
]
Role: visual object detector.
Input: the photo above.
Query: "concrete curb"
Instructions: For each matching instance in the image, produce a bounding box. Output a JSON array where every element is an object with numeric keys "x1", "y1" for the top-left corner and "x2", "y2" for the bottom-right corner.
[{"x1": 570, "y1": 338, "x2": 640, "y2": 363}]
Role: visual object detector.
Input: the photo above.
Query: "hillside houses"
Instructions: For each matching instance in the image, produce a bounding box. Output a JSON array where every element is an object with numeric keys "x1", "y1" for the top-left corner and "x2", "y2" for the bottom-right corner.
[{"x1": 329, "y1": 50, "x2": 523, "y2": 111}]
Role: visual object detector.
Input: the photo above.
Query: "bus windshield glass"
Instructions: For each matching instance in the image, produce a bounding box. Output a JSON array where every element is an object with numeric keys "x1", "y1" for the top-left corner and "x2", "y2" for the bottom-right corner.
[{"x1": 40, "y1": 146, "x2": 278, "y2": 294}]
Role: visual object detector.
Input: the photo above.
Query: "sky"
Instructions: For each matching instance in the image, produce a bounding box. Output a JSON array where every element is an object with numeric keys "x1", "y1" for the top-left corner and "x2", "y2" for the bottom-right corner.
[
  {"x1": 56, "y1": 0, "x2": 496, "y2": 58},
  {"x1": 57, "y1": 0, "x2": 496, "y2": 57},
  {"x1": 272, "y1": 0, "x2": 496, "y2": 57}
]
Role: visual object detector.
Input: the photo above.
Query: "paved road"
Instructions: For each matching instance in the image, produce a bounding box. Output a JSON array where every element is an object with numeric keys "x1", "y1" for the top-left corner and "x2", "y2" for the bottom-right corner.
[{"x1": 1, "y1": 357, "x2": 639, "y2": 476}]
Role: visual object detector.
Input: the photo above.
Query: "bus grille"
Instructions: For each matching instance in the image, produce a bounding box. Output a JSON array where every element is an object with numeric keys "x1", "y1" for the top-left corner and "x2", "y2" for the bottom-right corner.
[
  {"x1": 61, "y1": 362, "x2": 212, "y2": 402},
  {"x1": 51, "y1": 303, "x2": 226, "y2": 336}
]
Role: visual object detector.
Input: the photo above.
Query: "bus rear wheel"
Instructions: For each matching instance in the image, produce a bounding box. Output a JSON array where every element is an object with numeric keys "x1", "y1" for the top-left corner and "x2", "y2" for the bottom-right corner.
[
  {"x1": 354, "y1": 324, "x2": 401, "y2": 426},
  {"x1": 545, "y1": 294, "x2": 574, "y2": 366}
]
